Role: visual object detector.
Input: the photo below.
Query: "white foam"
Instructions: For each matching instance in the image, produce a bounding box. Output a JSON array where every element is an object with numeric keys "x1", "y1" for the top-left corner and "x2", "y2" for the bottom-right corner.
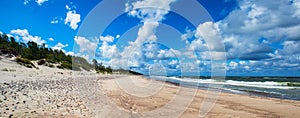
[{"x1": 153, "y1": 76, "x2": 299, "y2": 90}]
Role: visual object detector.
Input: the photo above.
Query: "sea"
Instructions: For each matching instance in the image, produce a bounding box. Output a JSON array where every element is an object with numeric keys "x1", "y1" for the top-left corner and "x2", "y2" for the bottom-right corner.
[{"x1": 147, "y1": 76, "x2": 300, "y2": 101}]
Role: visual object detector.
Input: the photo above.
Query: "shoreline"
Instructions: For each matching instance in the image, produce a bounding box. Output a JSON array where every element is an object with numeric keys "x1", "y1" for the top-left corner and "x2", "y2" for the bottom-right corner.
[
  {"x1": 145, "y1": 76, "x2": 300, "y2": 101},
  {"x1": 100, "y1": 75, "x2": 300, "y2": 118},
  {"x1": 1, "y1": 57, "x2": 300, "y2": 117}
]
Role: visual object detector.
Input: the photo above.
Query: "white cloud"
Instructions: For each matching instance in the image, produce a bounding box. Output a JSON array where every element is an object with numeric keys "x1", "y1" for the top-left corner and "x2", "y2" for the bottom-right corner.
[
  {"x1": 100, "y1": 35, "x2": 115, "y2": 43},
  {"x1": 108, "y1": 0, "x2": 177, "y2": 70},
  {"x1": 167, "y1": 0, "x2": 300, "y2": 74},
  {"x1": 50, "y1": 20, "x2": 58, "y2": 24},
  {"x1": 229, "y1": 61, "x2": 238, "y2": 69},
  {"x1": 48, "y1": 37, "x2": 54, "y2": 41},
  {"x1": 52, "y1": 42, "x2": 68, "y2": 50},
  {"x1": 195, "y1": 22, "x2": 224, "y2": 52},
  {"x1": 98, "y1": 35, "x2": 120, "y2": 58},
  {"x1": 181, "y1": 29, "x2": 193, "y2": 44},
  {"x1": 126, "y1": 0, "x2": 176, "y2": 22},
  {"x1": 99, "y1": 42, "x2": 120, "y2": 58},
  {"x1": 24, "y1": 0, "x2": 29, "y2": 5},
  {"x1": 65, "y1": 11, "x2": 81, "y2": 30},
  {"x1": 10, "y1": 29, "x2": 46, "y2": 45},
  {"x1": 36, "y1": 0, "x2": 48, "y2": 6},
  {"x1": 66, "y1": 51, "x2": 74, "y2": 56},
  {"x1": 179, "y1": 22, "x2": 226, "y2": 61},
  {"x1": 215, "y1": 0, "x2": 300, "y2": 61},
  {"x1": 168, "y1": 60, "x2": 178, "y2": 66},
  {"x1": 239, "y1": 61, "x2": 247, "y2": 65},
  {"x1": 157, "y1": 49, "x2": 178, "y2": 59},
  {"x1": 64, "y1": 5, "x2": 81, "y2": 30},
  {"x1": 106, "y1": 0, "x2": 300, "y2": 75},
  {"x1": 293, "y1": 0, "x2": 300, "y2": 19},
  {"x1": 125, "y1": 0, "x2": 176, "y2": 45},
  {"x1": 74, "y1": 36, "x2": 98, "y2": 53},
  {"x1": 210, "y1": 0, "x2": 300, "y2": 75},
  {"x1": 116, "y1": 34, "x2": 120, "y2": 39},
  {"x1": 66, "y1": 5, "x2": 71, "y2": 10},
  {"x1": 24, "y1": 0, "x2": 48, "y2": 6},
  {"x1": 279, "y1": 41, "x2": 300, "y2": 55},
  {"x1": 10, "y1": 29, "x2": 29, "y2": 37},
  {"x1": 50, "y1": 17, "x2": 62, "y2": 24}
]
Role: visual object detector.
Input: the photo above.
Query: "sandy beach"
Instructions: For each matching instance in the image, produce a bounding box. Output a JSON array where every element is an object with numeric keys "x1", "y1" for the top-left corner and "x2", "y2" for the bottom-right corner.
[
  {"x1": 1, "y1": 56, "x2": 300, "y2": 118},
  {"x1": 100, "y1": 76, "x2": 300, "y2": 118}
]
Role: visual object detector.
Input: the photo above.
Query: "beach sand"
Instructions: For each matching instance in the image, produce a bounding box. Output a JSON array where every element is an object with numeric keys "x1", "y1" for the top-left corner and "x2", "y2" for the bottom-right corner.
[
  {"x1": 1, "y1": 56, "x2": 300, "y2": 118},
  {"x1": 100, "y1": 76, "x2": 300, "y2": 118}
]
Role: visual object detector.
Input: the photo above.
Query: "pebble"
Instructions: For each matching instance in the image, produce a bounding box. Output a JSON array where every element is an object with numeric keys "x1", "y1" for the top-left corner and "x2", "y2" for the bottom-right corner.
[{"x1": 0, "y1": 78, "x2": 92, "y2": 117}]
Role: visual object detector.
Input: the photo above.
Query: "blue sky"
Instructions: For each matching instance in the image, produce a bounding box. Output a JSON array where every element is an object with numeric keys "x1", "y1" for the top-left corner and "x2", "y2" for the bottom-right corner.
[{"x1": 0, "y1": 0, "x2": 300, "y2": 76}]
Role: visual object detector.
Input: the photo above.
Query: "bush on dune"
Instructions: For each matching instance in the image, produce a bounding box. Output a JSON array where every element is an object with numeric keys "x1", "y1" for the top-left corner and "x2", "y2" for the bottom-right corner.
[
  {"x1": 37, "y1": 59, "x2": 46, "y2": 65},
  {"x1": 15, "y1": 57, "x2": 36, "y2": 68}
]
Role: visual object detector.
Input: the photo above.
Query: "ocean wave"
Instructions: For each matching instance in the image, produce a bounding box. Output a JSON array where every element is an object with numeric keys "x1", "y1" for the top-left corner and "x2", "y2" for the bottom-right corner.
[{"x1": 150, "y1": 76, "x2": 300, "y2": 90}]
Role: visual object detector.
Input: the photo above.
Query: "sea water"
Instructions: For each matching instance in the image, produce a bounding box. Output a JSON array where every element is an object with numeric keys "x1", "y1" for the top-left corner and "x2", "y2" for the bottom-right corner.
[{"x1": 148, "y1": 76, "x2": 300, "y2": 100}]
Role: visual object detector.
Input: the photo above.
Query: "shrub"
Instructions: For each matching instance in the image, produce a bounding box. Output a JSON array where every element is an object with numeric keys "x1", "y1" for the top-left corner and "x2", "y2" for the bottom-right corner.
[
  {"x1": 15, "y1": 57, "x2": 36, "y2": 68},
  {"x1": 56, "y1": 61, "x2": 73, "y2": 70},
  {"x1": 47, "y1": 64, "x2": 54, "y2": 68},
  {"x1": 57, "y1": 65, "x2": 63, "y2": 69},
  {"x1": 37, "y1": 59, "x2": 46, "y2": 65},
  {"x1": 61, "y1": 61, "x2": 72, "y2": 70},
  {"x1": 46, "y1": 59, "x2": 56, "y2": 64},
  {"x1": 1, "y1": 68, "x2": 8, "y2": 71}
]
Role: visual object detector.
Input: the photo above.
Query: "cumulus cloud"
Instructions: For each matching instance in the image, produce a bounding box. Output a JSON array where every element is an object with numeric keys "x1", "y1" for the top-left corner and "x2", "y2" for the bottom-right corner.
[
  {"x1": 195, "y1": 22, "x2": 224, "y2": 52},
  {"x1": 209, "y1": 0, "x2": 300, "y2": 75},
  {"x1": 36, "y1": 0, "x2": 48, "y2": 6},
  {"x1": 98, "y1": 35, "x2": 120, "y2": 58},
  {"x1": 229, "y1": 61, "x2": 238, "y2": 69},
  {"x1": 174, "y1": 0, "x2": 300, "y2": 75},
  {"x1": 99, "y1": 42, "x2": 120, "y2": 58},
  {"x1": 100, "y1": 35, "x2": 115, "y2": 43},
  {"x1": 10, "y1": 29, "x2": 46, "y2": 45},
  {"x1": 95, "y1": 0, "x2": 300, "y2": 75},
  {"x1": 66, "y1": 51, "x2": 74, "y2": 56},
  {"x1": 181, "y1": 29, "x2": 193, "y2": 44},
  {"x1": 64, "y1": 5, "x2": 81, "y2": 30},
  {"x1": 74, "y1": 36, "x2": 98, "y2": 53},
  {"x1": 48, "y1": 37, "x2": 54, "y2": 41},
  {"x1": 157, "y1": 49, "x2": 178, "y2": 59},
  {"x1": 52, "y1": 42, "x2": 68, "y2": 50},
  {"x1": 125, "y1": 0, "x2": 176, "y2": 22},
  {"x1": 65, "y1": 11, "x2": 81, "y2": 30},
  {"x1": 125, "y1": 0, "x2": 176, "y2": 44},
  {"x1": 107, "y1": 0, "x2": 177, "y2": 70},
  {"x1": 216, "y1": 0, "x2": 300, "y2": 61},
  {"x1": 24, "y1": 0, "x2": 48, "y2": 6},
  {"x1": 178, "y1": 21, "x2": 226, "y2": 62}
]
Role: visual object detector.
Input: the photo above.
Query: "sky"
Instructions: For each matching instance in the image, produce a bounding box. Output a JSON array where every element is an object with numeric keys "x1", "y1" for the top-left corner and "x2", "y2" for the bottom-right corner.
[{"x1": 0, "y1": 0, "x2": 300, "y2": 76}]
